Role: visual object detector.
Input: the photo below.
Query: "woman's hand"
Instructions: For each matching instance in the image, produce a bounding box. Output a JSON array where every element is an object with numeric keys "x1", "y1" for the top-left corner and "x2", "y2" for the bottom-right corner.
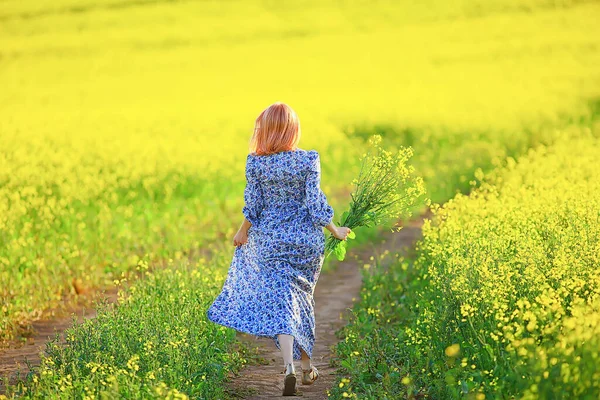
[
  {"x1": 233, "y1": 229, "x2": 248, "y2": 246},
  {"x1": 332, "y1": 226, "x2": 352, "y2": 241}
]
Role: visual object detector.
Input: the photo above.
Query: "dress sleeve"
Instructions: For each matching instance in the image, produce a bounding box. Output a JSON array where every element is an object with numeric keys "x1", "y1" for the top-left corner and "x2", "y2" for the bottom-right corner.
[
  {"x1": 305, "y1": 151, "x2": 334, "y2": 228},
  {"x1": 242, "y1": 154, "x2": 264, "y2": 226}
]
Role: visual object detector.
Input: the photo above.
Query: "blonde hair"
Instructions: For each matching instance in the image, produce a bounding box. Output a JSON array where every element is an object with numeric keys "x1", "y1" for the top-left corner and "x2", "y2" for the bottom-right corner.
[{"x1": 250, "y1": 102, "x2": 301, "y2": 155}]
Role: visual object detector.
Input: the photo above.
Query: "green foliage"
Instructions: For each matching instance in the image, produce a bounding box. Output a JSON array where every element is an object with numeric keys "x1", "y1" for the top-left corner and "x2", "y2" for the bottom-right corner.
[
  {"x1": 326, "y1": 136, "x2": 426, "y2": 260},
  {"x1": 330, "y1": 255, "x2": 428, "y2": 400},
  {"x1": 2, "y1": 0, "x2": 600, "y2": 398},
  {"x1": 332, "y1": 129, "x2": 600, "y2": 399},
  {"x1": 3, "y1": 0, "x2": 600, "y2": 340},
  {"x1": 4, "y1": 254, "x2": 246, "y2": 399},
  {"x1": 410, "y1": 132, "x2": 600, "y2": 398}
]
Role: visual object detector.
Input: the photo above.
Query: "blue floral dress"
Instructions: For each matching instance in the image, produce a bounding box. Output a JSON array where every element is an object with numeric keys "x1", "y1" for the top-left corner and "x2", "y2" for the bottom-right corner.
[{"x1": 207, "y1": 148, "x2": 334, "y2": 360}]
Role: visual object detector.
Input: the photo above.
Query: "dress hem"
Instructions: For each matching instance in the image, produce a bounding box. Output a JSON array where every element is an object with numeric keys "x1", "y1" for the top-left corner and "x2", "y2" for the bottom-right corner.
[{"x1": 207, "y1": 312, "x2": 313, "y2": 360}]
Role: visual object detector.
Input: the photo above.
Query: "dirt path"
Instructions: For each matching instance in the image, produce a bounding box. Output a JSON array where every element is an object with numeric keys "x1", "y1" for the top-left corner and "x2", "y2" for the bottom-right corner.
[
  {"x1": 0, "y1": 289, "x2": 118, "y2": 392},
  {"x1": 229, "y1": 217, "x2": 424, "y2": 399},
  {"x1": 0, "y1": 218, "x2": 424, "y2": 397},
  {"x1": 0, "y1": 250, "x2": 210, "y2": 393}
]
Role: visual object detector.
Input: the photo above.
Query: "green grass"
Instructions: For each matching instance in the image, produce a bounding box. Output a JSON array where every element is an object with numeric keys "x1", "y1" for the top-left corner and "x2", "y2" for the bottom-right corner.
[
  {"x1": 332, "y1": 127, "x2": 600, "y2": 399},
  {"x1": 2, "y1": 0, "x2": 600, "y2": 340},
  {"x1": 4, "y1": 252, "x2": 247, "y2": 399},
  {"x1": 330, "y1": 254, "x2": 426, "y2": 399},
  {"x1": 2, "y1": 0, "x2": 600, "y2": 398}
]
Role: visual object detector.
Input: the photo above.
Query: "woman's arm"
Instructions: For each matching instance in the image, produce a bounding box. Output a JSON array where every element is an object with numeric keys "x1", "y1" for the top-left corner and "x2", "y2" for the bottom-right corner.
[
  {"x1": 233, "y1": 218, "x2": 252, "y2": 246},
  {"x1": 305, "y1": 151, "x2": 335, "y2": 226},
  {"x1": 235, "y1": 154, "x2": 262, "y2": 247},
  {"x1": 234, "y1": 218, "x2": 350, "y2": 245},
  {"x1": 305, "y1": 151, "x2": 351, "y2": 240},
  {"x1": 325, "y1": 221, "x2": 351, "y2": 241}
]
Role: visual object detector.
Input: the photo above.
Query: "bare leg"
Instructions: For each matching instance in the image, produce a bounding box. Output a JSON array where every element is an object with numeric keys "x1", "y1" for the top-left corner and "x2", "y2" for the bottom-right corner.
[
  {"x1": 278, "y1": 334, "x2": 297, "y2": 396},
  {"x1": 299, "y1": 347, "x2": 319, "y2": 385},
  {"x1": 300, "y1": 348, "x2": 311, "y2": 370},
  {"x1": 278, "y1": 334, "x2": 295, "y2": 367}
]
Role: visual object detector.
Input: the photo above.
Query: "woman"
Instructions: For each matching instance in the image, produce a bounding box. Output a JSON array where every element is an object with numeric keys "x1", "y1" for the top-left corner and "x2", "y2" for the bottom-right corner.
[{"x1": 207, "y1": 102, "x2": 351, "y2": 396}]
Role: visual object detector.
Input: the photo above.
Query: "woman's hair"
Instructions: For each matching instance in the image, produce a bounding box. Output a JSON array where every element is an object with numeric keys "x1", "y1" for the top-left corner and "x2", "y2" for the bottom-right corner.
[{"x1": 250, "y1": 102, "x2": 301, "y2": 155}]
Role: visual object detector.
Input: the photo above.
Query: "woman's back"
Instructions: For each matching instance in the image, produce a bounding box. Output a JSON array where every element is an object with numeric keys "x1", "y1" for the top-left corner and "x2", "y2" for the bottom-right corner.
[
  {"x1": 250, "y1": 149, "x2": 312, "y2": 207},
  {"x1": 244, "y1": 149, "x2": 333, "y2": 230},
  {"x1": 208, "y1": 103, "x2": 351, "y2": 395}
]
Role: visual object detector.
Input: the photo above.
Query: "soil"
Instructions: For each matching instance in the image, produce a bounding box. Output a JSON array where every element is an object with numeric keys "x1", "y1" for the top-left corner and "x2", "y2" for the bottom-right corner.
[
  {"x1": 0, "y1": 289, "x2": 118, "y2": 393},
  {"x1": 228, "y1": 217, "x2": 424, "y2": 399},
  {"x1": 0, "y1": 217, "x2": 425, "y2": 398},
  {"x1": 0, "y1": 248, "x2": 213, "y2": 393}
]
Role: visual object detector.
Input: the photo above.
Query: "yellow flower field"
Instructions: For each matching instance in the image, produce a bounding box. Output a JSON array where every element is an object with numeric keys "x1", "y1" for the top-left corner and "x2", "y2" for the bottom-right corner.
[
  {"x1": 333, "y1": 128, "x2": 600, "y2": 399},
  {"x1": 415, "y1": 130, "x2": 600, "y2": 397},
  {"x1": 2, "y1": 0, "x2": 599, "y2": 342},
  {"x1": 2, "y1": 0, "x2": 600, "y2": 398}
]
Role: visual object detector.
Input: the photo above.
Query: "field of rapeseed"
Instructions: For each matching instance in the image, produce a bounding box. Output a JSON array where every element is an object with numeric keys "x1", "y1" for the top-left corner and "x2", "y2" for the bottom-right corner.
[
  {"x1": 413, "y1": 130, "x2": 600, "y2": 398},
  {"x1": 2, "y1": 0, "x2": 600, "y2": 398},
  {"x1": 4, "y1": 251, "x2": 255, "y2": 399},
  {"x1": 2, "y1": 0, "x2": 599, "y2": 342},
  {"x1": 332, "y1": 127, "x2": 600, "y2": 399}
]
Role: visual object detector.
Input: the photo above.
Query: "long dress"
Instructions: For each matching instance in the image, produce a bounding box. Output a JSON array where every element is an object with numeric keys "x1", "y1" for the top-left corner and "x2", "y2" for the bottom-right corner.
[{"x1": 206, "y1": 148, "x2": 334, "y2": 360}]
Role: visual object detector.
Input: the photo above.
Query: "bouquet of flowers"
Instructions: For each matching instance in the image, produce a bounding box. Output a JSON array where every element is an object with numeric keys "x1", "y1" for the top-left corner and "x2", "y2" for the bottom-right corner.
[{"x1": 326, "y1": 135, "x2": 426, "y2": 261}]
